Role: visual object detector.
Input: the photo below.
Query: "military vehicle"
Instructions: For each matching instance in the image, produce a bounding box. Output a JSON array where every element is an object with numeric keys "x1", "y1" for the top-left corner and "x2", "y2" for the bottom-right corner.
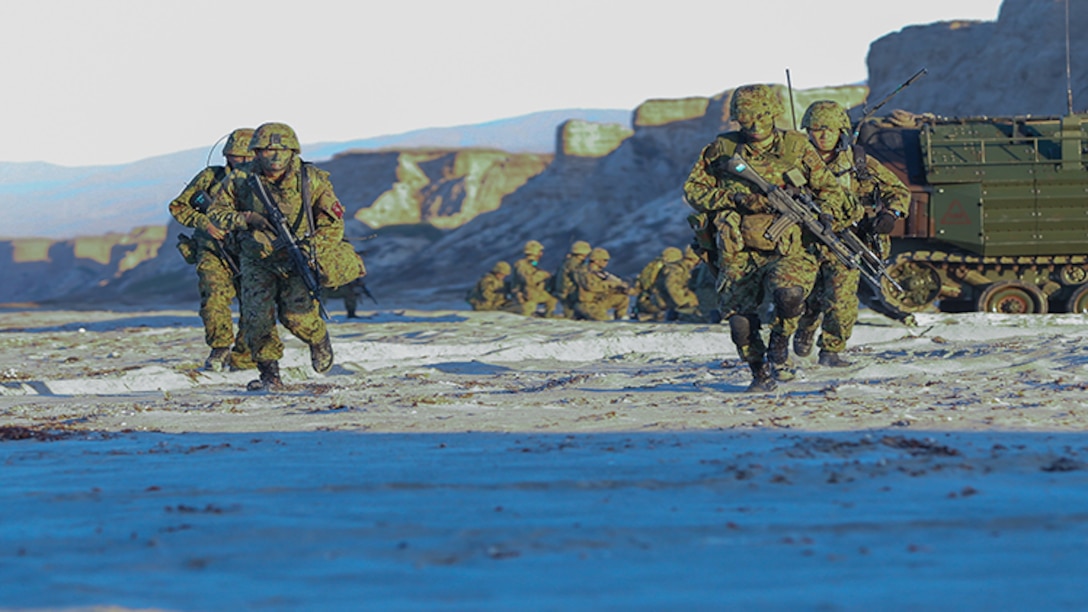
[{"x1": 858, "y1": 111, "x2": 1088, "y2": 315}]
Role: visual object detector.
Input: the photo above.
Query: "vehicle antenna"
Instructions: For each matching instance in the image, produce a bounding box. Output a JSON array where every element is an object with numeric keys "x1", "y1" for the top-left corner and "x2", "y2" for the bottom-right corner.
[
  {"x1": 205, "y1": 133, "x2": 230, "y2": 168},
  {"x1": 785, "y1": 68, "x2": 798, "y2": 130},
  {"x1": 1065, "y1": 0, "x2": 1074, "y2": 114}
]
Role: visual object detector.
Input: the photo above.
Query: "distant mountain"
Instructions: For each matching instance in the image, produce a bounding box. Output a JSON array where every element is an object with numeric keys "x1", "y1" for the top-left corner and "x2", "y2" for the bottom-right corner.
[{"x1": 0, "y1": 108, "x2": 630, "y2": 240}]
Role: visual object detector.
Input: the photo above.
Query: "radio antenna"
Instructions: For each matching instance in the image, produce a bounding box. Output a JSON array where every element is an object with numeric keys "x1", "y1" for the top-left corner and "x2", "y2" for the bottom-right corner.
[
  {"x1": 785, "y1": 68, "x2": 797, "y2": 129},
  {"x1": 1065, "y1": 0, "x2": 1074, "y2": 114}
]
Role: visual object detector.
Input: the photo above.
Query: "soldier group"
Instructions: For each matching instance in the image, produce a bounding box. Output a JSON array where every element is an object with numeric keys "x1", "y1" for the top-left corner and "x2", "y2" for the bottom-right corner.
[
  {"x1": 684, "y1": 85, "x2": 910, "y2": 392},
  {"x1": 173, "y1": 86, "x2": 908, "y2": 396},
  {"x1": 170, "y1": 122, "x2": 360, "y2": 392},
  {"x1": 466, "y1": 239, "x2": 720, "y2": 323}
]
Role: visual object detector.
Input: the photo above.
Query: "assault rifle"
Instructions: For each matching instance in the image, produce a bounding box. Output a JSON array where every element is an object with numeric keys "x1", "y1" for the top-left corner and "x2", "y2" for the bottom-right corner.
[
  {"x1": 247, "y1": 174, "x2": 330, "y2": 320},
  {"x1": 190, "y1": 189, "x2": 240, "y2": 277},
  {"x1": 720, "y1": 156, "x2": 903, "y2": 296}
]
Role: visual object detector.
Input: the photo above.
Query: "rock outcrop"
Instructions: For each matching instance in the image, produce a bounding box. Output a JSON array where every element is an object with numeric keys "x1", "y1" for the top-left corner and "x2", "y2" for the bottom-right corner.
[{"x1": 867, "y1": 0, "x2": 1088, "y2": 117}]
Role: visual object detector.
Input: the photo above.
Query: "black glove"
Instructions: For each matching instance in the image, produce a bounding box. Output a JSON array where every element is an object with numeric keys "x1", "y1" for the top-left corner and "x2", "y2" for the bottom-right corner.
[
  {"x1": 731, "y1": 192, "x2": 769, "y2": 213},
  {"x1": 818, "y1": 212, "x2": 835, "y2": 231},
  {"x1": 871, "y1": 211, "x2": 898, "y2": 234}
]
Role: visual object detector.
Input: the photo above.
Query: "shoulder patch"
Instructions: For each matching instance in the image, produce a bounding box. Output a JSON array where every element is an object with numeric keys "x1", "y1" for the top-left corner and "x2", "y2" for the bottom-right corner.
[{"x1": 331, "y1": 200, "x2": 344, "y2": 219}]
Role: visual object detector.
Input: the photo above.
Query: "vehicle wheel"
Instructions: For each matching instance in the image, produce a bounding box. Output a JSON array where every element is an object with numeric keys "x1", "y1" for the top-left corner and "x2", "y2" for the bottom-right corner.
[
  {"x1": 976, "y1": 281, "x2": 1048, "y2": 314},
  {"x1": 882, "y1": 260, "x2": 941, "y2": 312},
  {"x1": 1065, "y1": 284, "x2": 1088, "y2": 314}
]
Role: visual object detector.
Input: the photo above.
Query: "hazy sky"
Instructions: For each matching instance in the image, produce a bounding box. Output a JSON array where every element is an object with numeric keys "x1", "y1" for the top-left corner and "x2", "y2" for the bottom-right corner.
[{"x1": 0, "y1": 0, "x2": 1003, "y2": 167}]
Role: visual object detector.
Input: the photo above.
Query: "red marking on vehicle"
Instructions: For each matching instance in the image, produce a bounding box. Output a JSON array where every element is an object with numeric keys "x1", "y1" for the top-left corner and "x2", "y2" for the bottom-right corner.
[{"x1": 940, "y1": 200, "x2": 972, "y2": 225}]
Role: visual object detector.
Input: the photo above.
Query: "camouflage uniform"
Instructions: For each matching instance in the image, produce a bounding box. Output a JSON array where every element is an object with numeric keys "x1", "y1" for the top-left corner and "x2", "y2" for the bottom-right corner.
[
  {"x1": 572, "y1": 248, "x2": 630, "y2": 321},
  {"x1": 684, "y1": 247, "x2": 720, "y2": 323},
  {"x1": 654, "y1": 248, "x2": 700, "y2": 322},
  {"x1": 209, "y1": 122, "x2": 342, "y2": 390},
  {"x1": 683, "y1": 84, "x2": 853, "y2": 391},
  {"x1": 168, "y1": 128, "x2": 256, "y2": 372},
  {"x1": 467, "y1": 261, "x2": 515, "y2": 311},
  {"x1": 554, "y1": 241, "x2": 591, "y2": 318},
  {"x1": 633, "y1": 252, "x2": 667, "y2": 321},
  {"x1": 510, "y1": 240, "x2": 558, "y2": 317},
  {"x1": 796, "y1": 101, "x2": 911, "y2": 365}
]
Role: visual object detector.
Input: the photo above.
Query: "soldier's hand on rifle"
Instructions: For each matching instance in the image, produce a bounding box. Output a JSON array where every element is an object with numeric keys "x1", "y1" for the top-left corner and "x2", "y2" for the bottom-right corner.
[
  {"x1": 242, "y1": 211, "x2": 273, "y2": 232},
  {"x1": 819, "y1": 212, "x2": 836, "y2": 231},
  {"x1": 871, "y1": 211, "x2": 898, "y2": 234},
  {"x1": 731, "y1": 192, "x2": 769, "y2": 214},
  {"x1": 203, "y1": 219, "x2": 226, "y2": 241}
]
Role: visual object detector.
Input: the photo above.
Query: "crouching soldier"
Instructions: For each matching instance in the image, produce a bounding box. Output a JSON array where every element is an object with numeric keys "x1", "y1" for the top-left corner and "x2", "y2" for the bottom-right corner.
[
  {"x1": 572, "y1": 248, "x2": 631, "y2": 321},
  {"x1": 467, "y1": 261, "x2": 516, "y2": 311}
]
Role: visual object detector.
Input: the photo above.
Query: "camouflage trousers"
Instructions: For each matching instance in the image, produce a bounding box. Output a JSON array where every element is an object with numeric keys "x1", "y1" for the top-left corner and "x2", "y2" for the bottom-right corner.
[
  {"x1": 798, "y1": 258, "x2": 860, "y2": 354},
  {"x1": 239, "y1": 255, "x2": 324, "y2": 363},
  {"x1": 574, "y1": 292, "x2": 630, "y2": 321},
  {"x1": 517, "y1": 289, "x2": 558, "y2": 317},
  {"x1": 195, "y1": 248, "x2": 247, "y2": 356},
  {"x1": 718, "y1": 250, "x2": 817, "y2": 362}
]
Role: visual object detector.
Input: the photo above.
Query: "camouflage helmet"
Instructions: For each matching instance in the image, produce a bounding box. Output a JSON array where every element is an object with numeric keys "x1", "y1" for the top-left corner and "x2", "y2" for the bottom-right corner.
[
  {"x1": 524, "y1": 239, "x2": 544, "y2": 255},
  {"x1": 729, "y1": 84, "x2": 784, "y2": 119},
  {"x1": 589, "y1": 247, "x2": 610, "y2": 262},
  {"x1": 492, "y1": 260, "x2": 512, "y2": 275},
  {"x1": 222, "y1": 128, "x2": 255, "y2": 157},
  {"x1": 801, "y1": 100, "x2": 851, "y2": 132},
  {"x1": 250, "y1": 122, "x2": 300, "y2": 152},
  {"x1": 662, "y1": 246, "x2": 683, "y2": 264},
  {"x1": 570, "y1": 240, "x2": 592, "y2": 256}
]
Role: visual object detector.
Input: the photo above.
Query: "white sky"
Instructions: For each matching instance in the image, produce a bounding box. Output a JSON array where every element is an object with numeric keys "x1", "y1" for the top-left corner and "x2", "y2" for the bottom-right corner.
[{"x1": 0, "y1": 0, "x2": 1002, "y2": 167}]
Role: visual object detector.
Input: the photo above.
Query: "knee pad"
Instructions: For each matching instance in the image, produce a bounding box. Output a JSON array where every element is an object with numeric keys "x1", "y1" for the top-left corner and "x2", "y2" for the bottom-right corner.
[
  {"x1": 773, "y1": 286, "x2": 806, "y2": 318},
  {"x1": 728, "y1": 314, "x2": 758, "y2": 346}
]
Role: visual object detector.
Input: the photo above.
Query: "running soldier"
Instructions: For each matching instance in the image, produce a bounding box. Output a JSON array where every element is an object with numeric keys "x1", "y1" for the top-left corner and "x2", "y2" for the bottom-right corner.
[
  {"x1": 795, "y1": 100, "x2": 911, "y2": 366},
  {"x1": 169, "y1": 127, "x2": 256, "y2": 372},
  {"x1": 208, "y1": 122, "x2": 342, "y2": 391},
  {"x1": 683, "y1": 84, "x2": 854, "y2": 391}
]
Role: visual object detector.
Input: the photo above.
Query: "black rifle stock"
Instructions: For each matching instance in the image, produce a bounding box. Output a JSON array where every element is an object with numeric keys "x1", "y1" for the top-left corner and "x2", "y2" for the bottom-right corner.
[
  {"x1": 721, "y1": 156, "x2": 903, "y2": 296},
  {"x1": 247, "y1": 174, "x2": 330, "y2": 320}
]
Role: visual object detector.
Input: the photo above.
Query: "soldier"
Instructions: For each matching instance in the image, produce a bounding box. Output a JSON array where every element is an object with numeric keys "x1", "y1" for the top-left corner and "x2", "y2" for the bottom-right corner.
[
  {"x1": 632, "y1": 249, "x2": 668, "y2": 321},
  {"x1": 795, "y1": 100, "x2": 911, "y2": 366},
  {"x1": 572, "y1": 247, "x2": 630, "y2": 321},
  {"x1": 208, "y1": 122, "x2": 342, "y2": 391},
  {"x1": 324, "y1": 275, "x2": 370, "y2": 318},
  {"x1": 654, "y1": 247, "x2": 701, "y2": 322},
  {"x1": 683, "y1": 84, "x2": 854, "y2": 391},
  {"x1": 553, "y1": 240, "x2": 592, "y2": 318},
  {"x1": 510, "y1": 240, "x2": 558, "y2": 317},
  {"x1": 467, "y1": 261, "x2": 515, "y2": 311},
  {"x1": 168, "y1": 128, "x2": 256, "y2": 372}
]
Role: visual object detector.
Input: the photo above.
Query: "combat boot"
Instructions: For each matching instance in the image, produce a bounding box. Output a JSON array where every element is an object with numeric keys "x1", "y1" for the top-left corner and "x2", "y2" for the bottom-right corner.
[
  {"x1": 767, "y1": 332, "x2": 796, "y2": 382},
  {"x1": 746, "y1": 360, "x2": 776, "y2": 393},
  {"x1": 793, "y1": 328, "x2": 815, "y2": 358},
  {"x1": 818, "y1": 350, "x2": 853, "y2": 368},
  {"x1": 203, "y1": 347, "x2": 231, "y2": 372},
  {"x1": 310, "y1": 333, "x2": 334, "y2": 374},
  {"x1": 247, "y1": 360, "x2": 283, "y2": 391}
]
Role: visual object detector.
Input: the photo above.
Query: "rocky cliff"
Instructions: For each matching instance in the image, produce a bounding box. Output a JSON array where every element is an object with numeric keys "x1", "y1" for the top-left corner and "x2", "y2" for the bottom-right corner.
[{"x1": 868, "y1": 0, "x2": 1088, "y2": 117}]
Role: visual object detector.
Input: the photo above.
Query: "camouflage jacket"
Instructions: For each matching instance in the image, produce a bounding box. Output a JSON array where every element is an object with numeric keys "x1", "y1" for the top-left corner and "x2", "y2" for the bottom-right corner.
[
  {"x1": 683, "y1": 129, "x2": 857, "y2": 258},
  {"x1": 510, "y1": 257, "x2": 552, "y2": 301},
  {"x1": 553, "y1": 254, "x2": 587, "y2": 300},
  {"x1": 574, "y1": 266, "x2": 628, "y2": 303},
  {"x1": 169, "y1": 165, "x2": 231, "y2": 252},
  {"x1": 467, "y1": 273, "x2": 511, "y2": 311},
  {"x1": 208, "y1": 157, "x2": 345, "y2": 262},
  {"x1": 655, "y1": 261, "x2": 698, "y2": 310}
]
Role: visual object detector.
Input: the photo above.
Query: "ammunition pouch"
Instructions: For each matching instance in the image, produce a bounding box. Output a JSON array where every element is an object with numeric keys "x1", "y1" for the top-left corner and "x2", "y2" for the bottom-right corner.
[
  {"x1": 176, "y1": 233, "x2": 197, "y2": 265},
  {"x1": 739, "y1": 214, "x2": 777, "y2": 252},
  {"x1": 686, "y1": 213, "x2": 715, "y2": 252}
]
